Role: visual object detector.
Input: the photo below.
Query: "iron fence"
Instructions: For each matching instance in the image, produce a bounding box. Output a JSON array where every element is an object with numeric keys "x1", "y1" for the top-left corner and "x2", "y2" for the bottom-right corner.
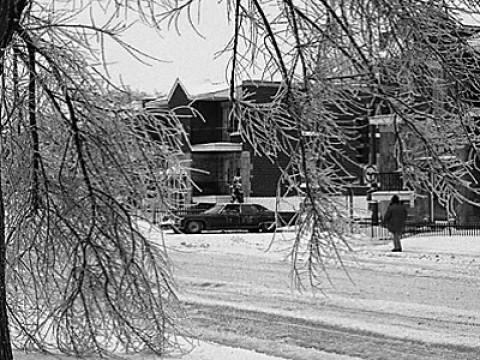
[
  {"x1": 403, "y1": 221, "x2": 480, "y2": 237},
  {"x1": 358, "y1": 220, "x2": 480, "y2": 238}
]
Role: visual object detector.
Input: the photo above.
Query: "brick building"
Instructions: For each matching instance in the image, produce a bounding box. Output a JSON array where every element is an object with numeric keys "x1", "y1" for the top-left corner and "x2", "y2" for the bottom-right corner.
[
  {"x1": 144, "y1": 80, "x2": 285, "y2": 206},
  {"x1": 144, "y1": 79, "x2": 371, "y2": 211}
]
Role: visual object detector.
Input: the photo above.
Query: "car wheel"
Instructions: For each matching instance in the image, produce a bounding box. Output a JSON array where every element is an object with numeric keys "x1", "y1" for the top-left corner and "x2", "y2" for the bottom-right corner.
[{"x1": 186, "y1": 220, "x2": 203, "y2": 234}]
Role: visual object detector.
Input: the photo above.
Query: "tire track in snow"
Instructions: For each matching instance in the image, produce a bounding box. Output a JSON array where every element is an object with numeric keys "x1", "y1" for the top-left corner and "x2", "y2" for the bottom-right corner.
[{"x1": 184, "y1": 301, "x2": 480, "y2": 360}]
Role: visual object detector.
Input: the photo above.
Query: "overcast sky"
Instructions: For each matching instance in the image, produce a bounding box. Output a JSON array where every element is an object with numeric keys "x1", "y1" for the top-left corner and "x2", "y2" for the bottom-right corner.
[
  {"x1": 90, "y1": 3, "x2": 480, "y2": 96},
  {"x1": 103, "y1": 1, "x2": 233, "y2": 95}
]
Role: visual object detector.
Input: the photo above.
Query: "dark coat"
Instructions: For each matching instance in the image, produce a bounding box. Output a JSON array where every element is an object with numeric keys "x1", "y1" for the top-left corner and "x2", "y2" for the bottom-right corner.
[{"x1": 383, "y1": 203, "x2": 407, "y2": 234}]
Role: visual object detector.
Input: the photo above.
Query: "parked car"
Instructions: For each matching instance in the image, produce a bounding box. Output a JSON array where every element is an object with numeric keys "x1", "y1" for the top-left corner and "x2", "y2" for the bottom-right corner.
[
  {"x1": 174, "y1": 202, "x2": 216, "y2": 217},
  {"x1": 157, "y1": 203, "x2": 216, "y2": 230},
  {"x1": 176, "y1": 203, "x2": 283, "y2": 234}
]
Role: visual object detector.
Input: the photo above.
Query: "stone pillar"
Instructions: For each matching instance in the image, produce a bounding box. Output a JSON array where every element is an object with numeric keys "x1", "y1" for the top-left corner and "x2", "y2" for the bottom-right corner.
[{"x1": 240, "y1": 151, "x2": 251, "y2": 197}]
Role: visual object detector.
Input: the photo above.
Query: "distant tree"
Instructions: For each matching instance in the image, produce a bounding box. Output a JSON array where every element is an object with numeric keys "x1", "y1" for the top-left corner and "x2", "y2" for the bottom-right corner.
[
  {"x1": 162, "y1": 1, "x2": 480, "y2": 285},
  {"x1": 0, "y1": 1, "x2": 188, "y2": 359}
]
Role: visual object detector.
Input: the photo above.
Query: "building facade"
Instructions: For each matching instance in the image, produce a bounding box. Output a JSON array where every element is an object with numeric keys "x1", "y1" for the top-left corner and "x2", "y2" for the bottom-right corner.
[
  {"x1": 144, "y1": 80, "x2": 297, "y2": 208},
  {"x1": 145, "y1": 78, "x2": 480, "y2": 223}
]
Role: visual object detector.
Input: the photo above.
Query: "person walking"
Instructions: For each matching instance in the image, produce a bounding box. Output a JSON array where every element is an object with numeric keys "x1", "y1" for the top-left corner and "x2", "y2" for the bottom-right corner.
[{"x1": 383, "y1": 195, "x2": 408, "y2": 252}]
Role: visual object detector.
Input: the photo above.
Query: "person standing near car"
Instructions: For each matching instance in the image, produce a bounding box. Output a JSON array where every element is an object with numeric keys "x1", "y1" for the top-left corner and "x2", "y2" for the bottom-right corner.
[
  {"x1": 230, "y1": 175, "x2": 244, "y2": 203},
  {"x1": 383, "y1": 195, "x2": 407, "y2": 252}
]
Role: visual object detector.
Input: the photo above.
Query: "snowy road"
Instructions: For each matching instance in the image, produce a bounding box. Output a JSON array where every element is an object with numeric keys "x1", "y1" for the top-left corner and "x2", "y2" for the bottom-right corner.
[
  {"x1": 151, "y1": 228, "x2": 480, "y2": 359},
  {"x1": 183, "y1": 301, "x2": 478, "y2": 360}
]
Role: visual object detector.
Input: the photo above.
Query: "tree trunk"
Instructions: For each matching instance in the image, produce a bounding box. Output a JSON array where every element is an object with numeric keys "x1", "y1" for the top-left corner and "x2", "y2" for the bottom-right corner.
[
  {"x1": 0, "y1": 2, "x2": 29, "y2": 359},
  {"x1": 0, "y1": 1, "x2": 24, "y2": 50},
  {"x1": 0, "y1": 57, "x2": 12, "y2": 360},
  {"x1": 0, "y1": 162, "x2": 12, "y2": 360}
]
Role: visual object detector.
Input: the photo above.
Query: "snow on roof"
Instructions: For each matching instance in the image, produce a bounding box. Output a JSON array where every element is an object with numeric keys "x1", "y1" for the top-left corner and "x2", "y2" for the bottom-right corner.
[
  {"x1": 145, "y1": 98, "x2": 169, "y2": 110},
  {"x1": 144, "y1": 79, "x2": 283, "y2": 110},
  {"x1": 192, "y1": 87, "x2": 231, "y2": 101}
]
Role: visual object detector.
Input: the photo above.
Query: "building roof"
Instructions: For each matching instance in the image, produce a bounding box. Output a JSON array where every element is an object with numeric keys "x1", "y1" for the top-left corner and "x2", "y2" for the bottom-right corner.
[
  {"x1": 145, "y1": 98, "x2": 169, "y2": 111},
  {"x1": 192, "y1": 87, "x2": 231, "y2": 101},
  {"x1": 143, "y1": 79, "x2": 284, "y2": 110},
  {"x1": 142, "y1": 78, "x2": 190, "y2": 110}
]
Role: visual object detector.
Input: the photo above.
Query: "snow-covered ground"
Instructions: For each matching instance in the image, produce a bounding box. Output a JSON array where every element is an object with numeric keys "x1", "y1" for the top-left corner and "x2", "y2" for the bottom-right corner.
[
  {"x1": 146, "y1": 224, "x2": 480, "y2": 359},
  {"x1": 13, "y1": 224, "x2": 480, "y2": 359},
  {"x1": 14, "y1": 342, "x2": 288, "y2": 360},
  {"x1": 14, "y1": 342, "x2": 357, "y2": 360},
  {"x1": 156, "y1": 224, "x2": 480, "y2": 264}
]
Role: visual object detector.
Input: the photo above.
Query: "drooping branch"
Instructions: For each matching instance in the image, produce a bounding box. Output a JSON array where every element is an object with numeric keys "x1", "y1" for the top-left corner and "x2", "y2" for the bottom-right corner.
[{"x1": 26, "y1": 38, "x2": 40, "y2": 212}]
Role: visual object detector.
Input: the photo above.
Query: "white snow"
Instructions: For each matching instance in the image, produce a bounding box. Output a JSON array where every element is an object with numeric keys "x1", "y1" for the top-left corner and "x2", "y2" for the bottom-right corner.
[
  {"x1": 14, "y1": 342, "x2": 287, "y2": 360},
  {"x1": 400, "y1": 235, "x2": 480, "y2": 255},
  {"x1": 14, "y1": 341, "x2": 362, "y2": 360},
  {"x1": 13, "y1": 222, "x2": 480, "y2": 359},
  {"x1": 148, "y1": 222, "x2": 480, "y2": 261}
]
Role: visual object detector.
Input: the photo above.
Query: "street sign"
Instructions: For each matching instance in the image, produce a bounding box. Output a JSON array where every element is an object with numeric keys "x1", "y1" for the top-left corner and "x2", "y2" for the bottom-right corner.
[{"x1": 364, "y1": 165, "x2": 378, "y2": 185}]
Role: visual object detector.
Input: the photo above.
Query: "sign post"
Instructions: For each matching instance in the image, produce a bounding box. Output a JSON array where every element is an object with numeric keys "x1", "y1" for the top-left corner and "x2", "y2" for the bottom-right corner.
[
  {"x1": 364, "y1": 165, "x2": 379, "y2": 227},
  {"x1": 363, "y1": 164, "x2": 378, "y2": 186}
]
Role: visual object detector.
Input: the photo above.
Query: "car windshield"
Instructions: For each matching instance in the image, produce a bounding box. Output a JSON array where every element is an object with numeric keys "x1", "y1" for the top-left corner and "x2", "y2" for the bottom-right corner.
[{"x1": 203, "y1": 204, "x2": 224, "y2": 214}]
